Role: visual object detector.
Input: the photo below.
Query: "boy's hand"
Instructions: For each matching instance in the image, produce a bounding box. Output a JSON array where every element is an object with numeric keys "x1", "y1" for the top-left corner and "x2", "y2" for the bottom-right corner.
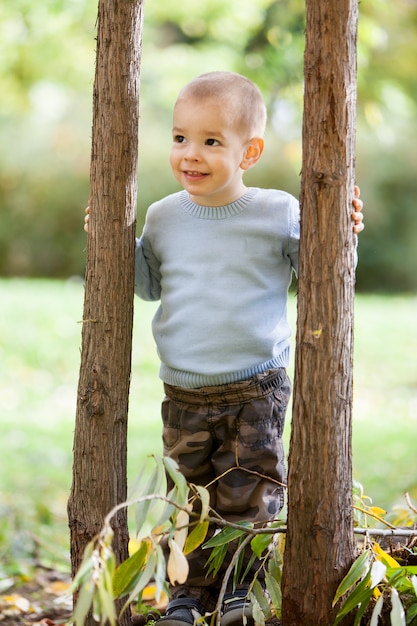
[
  {"x1": 352, "y1": 185, "x2": 364, "y2": 234},
  {"x1": 84, "y1": 206, "x2": 90, "y2": 233}
]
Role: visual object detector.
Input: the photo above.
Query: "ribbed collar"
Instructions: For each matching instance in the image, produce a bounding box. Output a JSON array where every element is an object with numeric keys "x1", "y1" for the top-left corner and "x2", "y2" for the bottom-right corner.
[{"x1": 178, "y1": 188, "x2": 258, "y2": 220}]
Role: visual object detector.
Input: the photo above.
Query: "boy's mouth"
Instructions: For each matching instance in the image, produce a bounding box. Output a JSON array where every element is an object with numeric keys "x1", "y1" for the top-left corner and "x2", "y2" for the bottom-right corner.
[{"x1": 184, "y1": 170, "x2": 207, "y2": 178}]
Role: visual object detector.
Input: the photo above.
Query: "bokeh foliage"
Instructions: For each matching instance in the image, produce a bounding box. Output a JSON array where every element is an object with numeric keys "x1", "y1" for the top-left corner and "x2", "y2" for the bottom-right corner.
[{"x1": 1, "y1": 0, "x2": 417, "y2": 290}]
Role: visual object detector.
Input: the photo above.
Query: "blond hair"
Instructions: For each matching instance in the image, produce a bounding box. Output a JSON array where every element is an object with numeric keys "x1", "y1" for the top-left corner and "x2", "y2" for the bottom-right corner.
[{"x1": 175, "y1": 71, "x2": 267, "y2": 138}]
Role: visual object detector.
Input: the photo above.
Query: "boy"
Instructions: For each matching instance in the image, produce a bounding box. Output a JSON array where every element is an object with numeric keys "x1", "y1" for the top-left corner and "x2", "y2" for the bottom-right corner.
[{"x1": 85, "y1": 71, "x2": 363, "y2": 626}]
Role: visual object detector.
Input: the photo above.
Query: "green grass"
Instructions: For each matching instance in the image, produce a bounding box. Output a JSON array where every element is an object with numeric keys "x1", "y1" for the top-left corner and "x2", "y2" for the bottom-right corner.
[
  {"x1": 0, "y1": 279, "x2": 416, "y2": 572},
  {"x1": 351, "y1": 294, "x2": 417, "y2": 508}
]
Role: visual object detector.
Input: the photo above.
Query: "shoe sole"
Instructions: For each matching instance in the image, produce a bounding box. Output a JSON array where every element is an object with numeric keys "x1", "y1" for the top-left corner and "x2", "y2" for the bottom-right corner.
[
  {"x1": 156, "y1": 612, "x2": 201, "y2": 626},
  {"x1": 221, "y1": 607, "x2": 254, "y2": 626}
]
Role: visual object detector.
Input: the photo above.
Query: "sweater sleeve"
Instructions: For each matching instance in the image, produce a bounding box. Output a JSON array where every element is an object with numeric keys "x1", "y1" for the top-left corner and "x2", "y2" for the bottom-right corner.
[
  {"x1": 134, "y1": 234, "x2": 162, "y2": 301},
  {"x1": 284, "y1": 194, "x2": 300, "y2": 278}
]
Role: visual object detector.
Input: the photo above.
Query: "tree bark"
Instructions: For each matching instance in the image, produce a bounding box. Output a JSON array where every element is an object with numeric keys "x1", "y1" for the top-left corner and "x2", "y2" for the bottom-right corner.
[
  {"x1": 281, "y1": 1, "x2": 358, "y2": 624},
  {"x1": 67, "y1": 1, "x2": 143, "y2": 624}
]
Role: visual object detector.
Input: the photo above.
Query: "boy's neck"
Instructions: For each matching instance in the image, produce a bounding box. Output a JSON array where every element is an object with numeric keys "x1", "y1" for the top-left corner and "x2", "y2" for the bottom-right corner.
[{"x1": 188, "y1": 184, "x2": 248, "y2": 208}]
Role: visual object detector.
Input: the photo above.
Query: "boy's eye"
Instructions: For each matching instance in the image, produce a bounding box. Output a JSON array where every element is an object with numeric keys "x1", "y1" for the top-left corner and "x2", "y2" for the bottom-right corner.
[
  {"x1": 174, "y1": 135, "x2": 186, "y2": 143},
  {"x1": 206, "y1": 138, "x2": 220, "y2": 146}
]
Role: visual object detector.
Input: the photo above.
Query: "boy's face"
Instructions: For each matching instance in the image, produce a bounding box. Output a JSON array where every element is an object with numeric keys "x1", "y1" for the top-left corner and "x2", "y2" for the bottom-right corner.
[{"x1": 170, "y1": 96, "x2": 256, "y2": 206}]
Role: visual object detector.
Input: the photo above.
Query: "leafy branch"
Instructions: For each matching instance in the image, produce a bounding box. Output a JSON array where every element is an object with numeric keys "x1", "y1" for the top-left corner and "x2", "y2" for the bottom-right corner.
[
  {"x1": 69, "y1": 459, "x2": 417, "y2": 626},
  {"x1": 332, "y1": 485, "x2": 417, "y2": 625},
  {"x1": 69, "y1": 455, "x2": 286, "y2": 626}
]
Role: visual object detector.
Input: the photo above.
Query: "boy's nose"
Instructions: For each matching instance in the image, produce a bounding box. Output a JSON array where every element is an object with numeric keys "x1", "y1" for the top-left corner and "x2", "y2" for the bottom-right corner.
[{"x1": 183, "y1": 143, "x2": 201, "y2": 161}]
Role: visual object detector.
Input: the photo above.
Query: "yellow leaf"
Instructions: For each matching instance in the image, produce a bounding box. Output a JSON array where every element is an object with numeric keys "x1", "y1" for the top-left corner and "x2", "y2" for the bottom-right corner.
[
  {"x1": 142, "y1": 584, "x2": 169, "y2": 609},
  {"x1": 369, "y1": 506, "x2": 387, "y2": 517},
  {"x1": 152, "y1": 524, "x2": 168, "y2": 537},
  {"x1": 142, "y1": 584, "x2": 156, "y2": 601},
  {"x1": 373, "y1": 542, "x2": 401, "y2": 569},
  {"x1": 184, "y1": 521, "x2": 209, "y2": 555},
  {"x1": 2, "y1": 594, "x2": 31, "y2": 613},
  {"x1": 128, "y1": 538, "x2": 142, "y2": 555},
  {"x1": 44, "y1": 580, "x2": 72, "y2": 595},
  {"x1": 277, "y1": 532, "x2": 286, "y2": 556},
  {"x1": 167, "y1": 539, "x2": 189, "y2": 585}
]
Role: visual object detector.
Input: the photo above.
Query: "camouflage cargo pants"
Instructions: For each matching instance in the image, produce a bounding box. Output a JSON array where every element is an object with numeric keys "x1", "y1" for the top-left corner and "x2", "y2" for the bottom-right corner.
[{"x1": 161, "y1": 367, "x2": 292, "y2": 609}]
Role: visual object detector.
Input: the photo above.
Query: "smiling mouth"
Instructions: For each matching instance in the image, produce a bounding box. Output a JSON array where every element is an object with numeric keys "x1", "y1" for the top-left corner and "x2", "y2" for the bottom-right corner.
[{"x1": 184, "y1": 170, "x2": 208, "y2": 178}]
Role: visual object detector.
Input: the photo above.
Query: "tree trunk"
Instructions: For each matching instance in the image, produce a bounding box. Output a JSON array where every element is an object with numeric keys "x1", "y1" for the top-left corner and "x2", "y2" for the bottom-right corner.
[
  {"x1": 67, "y1": 1, "x2": 143, "y2": 624},
  {"x1": 281, "y1": 1, "x2": 358, "y2": 625}
]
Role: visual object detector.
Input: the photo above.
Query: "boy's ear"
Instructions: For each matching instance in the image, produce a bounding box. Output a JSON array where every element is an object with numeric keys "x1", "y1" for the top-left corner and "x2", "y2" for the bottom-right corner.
[{"x1": 240, "y1": 137, "x2": 264, "y2": 171}]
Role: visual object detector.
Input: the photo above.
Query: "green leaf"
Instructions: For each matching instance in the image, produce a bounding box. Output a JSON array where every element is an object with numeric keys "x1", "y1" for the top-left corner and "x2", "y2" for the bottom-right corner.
[
  {"x1": 250, "y1": 592, "x2": 266, "y2": 626},
  {"x1": 152, "y1": 485, "x2": 177, "y2": 529},
  {"x1": 184, "y1": 521, "x2": 209, "y2": 555},
  {"x1": 70, "y1": 541, "x2": 96, "y2": 590},
  {"x1": 154, "y1": 543, "x2": 169, "y2": 602},
  {"x1": 135, "y1": 465, "x2": 161, "y2": 534},
  {"x1": 405, "y1": 601, "x2": 417, "y2": 621},
  {"x1": 390, "y1": 588, "x2": 406, "y2": 626},
  {"x1": 353, "y1": 590, "x2": 375, "y2": 626},
  {"x1": 113, "y1": 541, "x2": 148, "y2": 598},
  {"x1": 388, "y1": 565, "x2": 417, "y2": 579},
  {"x1": 103, "y1": 547, "x2": 116, "y2": 590},
  {"x1": 163, "y1": 456, "x2": 189, "y2": 507},
  {"x1": 72, "y1": 579, "x2": 95, "y2": 626},
  {"x1": 203, "y1": 522, "x2": 252, "y2": 549},
  {"x1": 125, "y1": 548, "x2": 157, "y2": 609},
  {"x1": 406, "y1": 567, "x2": 417, "y2": 576},
  {"x1": 92, "y1": 584, "x2": 102, "y2": 622},
  {"x1": 205, "y1": 542, "x2": 228, "y2": 578},
  {"x1": 241, "y1": 551, "x2": 257, "y2": 583},
  {"x1": 250, "y1": 532, "x2": 271, "y2": 559},
  {"x1": 268, "y1": 546, "x2": 283, "y2": 584},
  {"x1": 333, "y1": 573, "x2": 372, "y2": 625},
  {"x1": 233, "y1": 540, "x2": 245, "y2": 590},
  {"x1": 333, "y1": 549, "x2": 371, "y2": 606},
  {"x1": 386, "y1": 568, "x2": 414, "y2": 594},
  {"x1": 97, "y1": 578, "x2": 117, "y2": 626},
  {"x1": 265, "y1": 572, "x2": 282, "y2": 616},
  {"x1": 136, "y1": 456, "x2": 167, "y2": 501},
  {"x1": 194, "y1": 485, "x2": 210, "y2": 521},
  {"x1": 251, "y1": 580, "x2": 271, "y2": 620}
]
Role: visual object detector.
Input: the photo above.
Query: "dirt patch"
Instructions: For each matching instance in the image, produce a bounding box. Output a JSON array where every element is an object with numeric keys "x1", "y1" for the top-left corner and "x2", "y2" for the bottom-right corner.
[{"x1": 0, "y1": 569, "x2": 72, "y2": 625}]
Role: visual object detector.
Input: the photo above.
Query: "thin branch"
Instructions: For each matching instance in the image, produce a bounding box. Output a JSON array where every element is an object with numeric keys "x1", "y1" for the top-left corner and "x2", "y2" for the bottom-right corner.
[
  {"x1": 204, "y1": 465, "x2": 286, "y2": 492},
  {"x1": 214, "y1": 533, "x2": 253, "y2": 626},
  {"x1": 353, "y1": 528, "x2": 417, "y2": 538},
  {"x1": 353, "y1": 504, "x2": 397, "y2": 529},
  {"x1": 405, "y1": 492, "x2": 417, "y2": 515},
  {"x1": 103, "y1": 494, "x2": 192, "y2": 528}
]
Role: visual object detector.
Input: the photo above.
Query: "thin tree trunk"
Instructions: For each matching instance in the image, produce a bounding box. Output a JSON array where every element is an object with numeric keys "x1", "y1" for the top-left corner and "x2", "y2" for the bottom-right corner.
[
  {"x1": 282, "y1": 1, "x2": 358, "y2": 624},
  {"x1": 67, "y1": 1, "x2": 143, "y2": 624}
]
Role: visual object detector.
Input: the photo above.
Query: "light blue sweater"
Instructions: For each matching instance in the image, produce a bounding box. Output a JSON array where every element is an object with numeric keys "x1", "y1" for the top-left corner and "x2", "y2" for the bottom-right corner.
[{"x1": 135, "y1": 187, "x2": 300, "y2": 388}]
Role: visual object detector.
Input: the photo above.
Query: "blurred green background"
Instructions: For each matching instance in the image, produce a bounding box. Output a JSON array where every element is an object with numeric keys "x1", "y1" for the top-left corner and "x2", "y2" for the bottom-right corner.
[
  {"x1": 1, "y1": 0, "x2": 417, "y2": 572},
  {"x1": 1, "y1": 0, "x2": 417, "y2": 290}
]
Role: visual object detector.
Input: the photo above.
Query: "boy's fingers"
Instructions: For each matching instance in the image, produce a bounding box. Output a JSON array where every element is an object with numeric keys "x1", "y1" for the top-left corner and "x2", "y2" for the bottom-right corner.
[
  {"x1": 84, "y1": 207, "x2": 90, "y2": 233},
  {"x1": 353, "y1": 197, "x2": 363, "y2": 211}
]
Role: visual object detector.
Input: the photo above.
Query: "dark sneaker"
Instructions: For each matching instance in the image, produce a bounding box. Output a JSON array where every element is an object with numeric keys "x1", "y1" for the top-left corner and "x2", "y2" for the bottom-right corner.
[
  {"x1": 156, "y1": 597, "x2": 207, "y2": 625},
  {"x1": 220, "y1": 591, "x2": 254, "y2": 626}
]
